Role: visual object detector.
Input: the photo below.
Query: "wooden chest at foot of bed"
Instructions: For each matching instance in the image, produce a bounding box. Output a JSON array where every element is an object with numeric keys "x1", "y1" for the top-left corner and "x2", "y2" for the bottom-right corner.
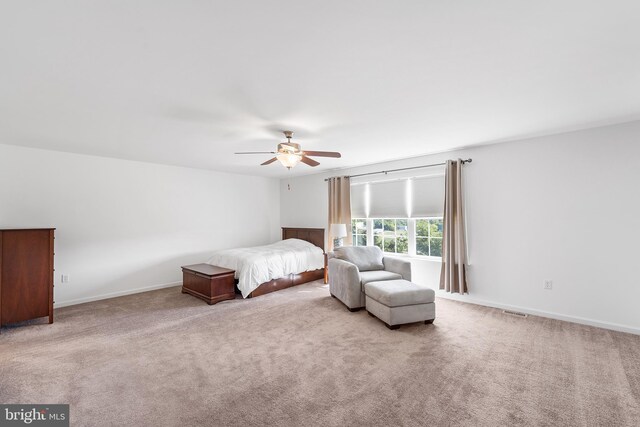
[{"x1": 181, "y1": 264, "x2": 236, "y2": 305}]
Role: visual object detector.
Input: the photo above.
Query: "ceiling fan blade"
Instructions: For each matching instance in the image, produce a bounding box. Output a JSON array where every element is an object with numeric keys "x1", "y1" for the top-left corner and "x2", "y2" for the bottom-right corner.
[
  {"x1": 235, "y1": 151, "x2": 276, "y2": 154},
  {"x1": 302, "y1": 151, "x2": 341, "y2": 158},
  {"x1": 261, "y1": 157, "x2": 278, "y2": 165},
  {"x1": 300, "y1": 156, "x2": 320, "y2": 167}
]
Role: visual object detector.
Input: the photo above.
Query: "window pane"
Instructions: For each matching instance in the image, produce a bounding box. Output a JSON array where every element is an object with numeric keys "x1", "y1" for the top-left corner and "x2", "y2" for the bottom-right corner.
[
  {"x1": 397, "y1": 219, "x2": 408, "y2": 236},
  {"x1": 430, "y1": 238, "x2": 442, "y2": 257},
  {"x1": 416, "y1": 237, "x2": 429, "y2": 255},
  {"x1": 397, "y1": 236, "x2": 408, "y2": 254},
  {"x1": 365, "y1": 217, "x2": 444, "y2": 255},
  {"x1": 383, "y1": 219, "x2": 395, "y2": 232},
  {"x1": 374, "y1": 235, "x2": 383, "y2": 250},
  {"x1": 384, "y1": 237, "x2": 396, "y2": 253},
  {"x1": 430, "y1": 219, "x2": 443, "y2": 238},
  {"x1": 416, "y1": 219, "x2": 429, "y2": 237},
  {"x1": 352, "y1": 220, "x2": 357, "y2": 234}
]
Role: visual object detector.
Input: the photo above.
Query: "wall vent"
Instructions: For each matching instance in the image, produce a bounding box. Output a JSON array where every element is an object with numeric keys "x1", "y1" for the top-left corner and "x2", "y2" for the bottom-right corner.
[{"x1": 502, "y1": 310, "x2": 528, "y2": 318}]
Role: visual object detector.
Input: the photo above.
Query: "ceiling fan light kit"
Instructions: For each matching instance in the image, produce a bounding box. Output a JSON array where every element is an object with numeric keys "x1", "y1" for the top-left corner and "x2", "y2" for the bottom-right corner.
[
  {"x1": 276, "y1": 152, "x2": 302, "y2": 169},
  {"x1": 235, "y1": 131, "x2": 342, "y2": 170}
]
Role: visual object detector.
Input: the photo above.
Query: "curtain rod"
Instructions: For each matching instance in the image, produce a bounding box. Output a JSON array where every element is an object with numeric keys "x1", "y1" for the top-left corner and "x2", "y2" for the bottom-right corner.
[{"x1": 324, "y1": 158, "x2": 472, "y2": 181}]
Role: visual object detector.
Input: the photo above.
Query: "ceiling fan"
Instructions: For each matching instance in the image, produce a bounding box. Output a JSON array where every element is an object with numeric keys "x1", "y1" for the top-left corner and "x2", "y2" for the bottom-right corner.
[{"x1": 235, "y1": 131, "x2": 341, "y2": 169}]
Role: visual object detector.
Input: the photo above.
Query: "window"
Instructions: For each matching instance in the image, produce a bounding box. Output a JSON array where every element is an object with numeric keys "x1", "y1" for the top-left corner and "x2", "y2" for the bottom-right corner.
[
  {"x1": 348, "y1": 218, "x2": 443, "y2": 258},
  {"x1": 373, "y1": 218, "x2": 408, "y2": 254},
  {"x1": 416, "y1": 218, "x2": 443, "y2": 257},
  {"x1": 349, "y1": 173, "x2": 445, "y2": 258},
  {"x1": 351, "y1": 219, "x2": 367, "y2": 246}
]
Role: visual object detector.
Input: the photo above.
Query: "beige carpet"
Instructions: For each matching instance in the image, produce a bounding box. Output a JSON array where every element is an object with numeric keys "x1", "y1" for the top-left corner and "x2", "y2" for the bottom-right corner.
[{"x1": 1, "y1": 281, "x2": 639, "y2": 426}]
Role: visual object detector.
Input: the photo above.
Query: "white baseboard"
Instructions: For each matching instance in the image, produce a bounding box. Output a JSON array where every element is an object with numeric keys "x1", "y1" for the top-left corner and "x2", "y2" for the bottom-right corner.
[
  {"x1": 435, "y1": 291, "x2": 640, "y2": 336},
  {"x1": 54, "y1": 281, "x2": 182, "y2": 308}
]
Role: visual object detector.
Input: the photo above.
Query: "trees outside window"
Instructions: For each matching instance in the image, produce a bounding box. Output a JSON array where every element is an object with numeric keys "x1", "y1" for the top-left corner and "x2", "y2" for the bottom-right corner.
[
  {"x1": 351, "y1": 219, "x2": 367, "y2": 246},
  {"x1": 416, "y1": 218, "x2": 443, "y2": 257},
  {"x1": 353, "y1": 218, "x2": 439, "y2": 257}
]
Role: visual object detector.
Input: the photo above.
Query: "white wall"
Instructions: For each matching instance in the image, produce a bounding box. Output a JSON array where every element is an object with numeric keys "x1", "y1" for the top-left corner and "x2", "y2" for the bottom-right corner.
[
  {"x1": 281, "y1": 121, "x2": 640, "y2": 334},
  {"x1": 0, "y1": 144, "x2": 280, "y2": 306}
]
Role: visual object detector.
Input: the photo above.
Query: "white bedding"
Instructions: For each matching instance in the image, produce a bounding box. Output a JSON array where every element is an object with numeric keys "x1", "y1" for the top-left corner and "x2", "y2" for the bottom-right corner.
[{"x1": 206, "y1": 238, "x2": 324, "y2": 298}]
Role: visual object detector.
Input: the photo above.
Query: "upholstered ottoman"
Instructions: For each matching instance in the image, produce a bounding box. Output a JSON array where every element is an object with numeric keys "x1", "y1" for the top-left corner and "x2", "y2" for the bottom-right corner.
[{"x1": 364, "y1": 280, "x2": 435, "y2": 329}]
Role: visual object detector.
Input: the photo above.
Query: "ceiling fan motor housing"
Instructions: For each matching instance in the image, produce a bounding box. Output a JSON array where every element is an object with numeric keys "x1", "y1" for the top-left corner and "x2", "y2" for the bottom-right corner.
[{"x1": 278, "y1": 142, "x2": 301, "y2": 154}]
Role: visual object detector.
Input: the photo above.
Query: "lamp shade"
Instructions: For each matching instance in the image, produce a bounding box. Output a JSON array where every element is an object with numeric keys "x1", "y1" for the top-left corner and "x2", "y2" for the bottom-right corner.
[
  {"x1": 330, "y1": 223, "x2": 347, "y2": 238},
  {"x1": 276, "y1": 152, "x2": 302, "y2": 168}
]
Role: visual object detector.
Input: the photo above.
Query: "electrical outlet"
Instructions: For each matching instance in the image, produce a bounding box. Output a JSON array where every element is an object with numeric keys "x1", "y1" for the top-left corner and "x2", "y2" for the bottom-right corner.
[
  {"x1": 544, "y1": 280, "x2": 553, "y2": 290},
  {"x1": 61, "y1": 274, "x2": 70, "y2": 283}
]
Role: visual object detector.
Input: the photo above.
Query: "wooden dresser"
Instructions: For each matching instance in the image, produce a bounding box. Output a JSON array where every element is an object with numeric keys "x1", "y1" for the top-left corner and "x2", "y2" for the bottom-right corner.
[{"x1": 0, "y1": 228, "x2": 55, "y2": 330}]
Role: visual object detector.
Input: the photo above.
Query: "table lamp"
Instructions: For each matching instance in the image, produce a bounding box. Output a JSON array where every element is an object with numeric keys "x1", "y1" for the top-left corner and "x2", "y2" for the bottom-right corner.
[{"x1": 330, "y1": 223, "x2": 348, "y2": 248}]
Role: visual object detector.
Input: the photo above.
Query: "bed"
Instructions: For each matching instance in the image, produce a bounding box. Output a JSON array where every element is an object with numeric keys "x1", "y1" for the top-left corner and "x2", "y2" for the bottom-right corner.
[{"x1": 206, "y1": 227, "x2": 326, "y2": 298}]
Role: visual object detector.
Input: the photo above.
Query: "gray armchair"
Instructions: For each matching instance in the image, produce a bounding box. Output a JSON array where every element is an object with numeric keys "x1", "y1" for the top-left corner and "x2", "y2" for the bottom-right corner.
[{"x1": 328, "y1": 246, "x2": 411, "y2": 311}]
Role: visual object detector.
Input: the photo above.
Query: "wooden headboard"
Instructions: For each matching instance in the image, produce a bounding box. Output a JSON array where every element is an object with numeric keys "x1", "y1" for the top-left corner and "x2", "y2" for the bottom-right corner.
[{"x1": 282, "y1": 227, "x2": 325, "y2": 252}]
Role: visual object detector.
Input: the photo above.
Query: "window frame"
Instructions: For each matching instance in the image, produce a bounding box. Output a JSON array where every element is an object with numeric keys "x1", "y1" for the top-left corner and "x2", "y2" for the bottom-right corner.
[
  {"x1": 349, "y1": 217, "x2": 443, "y2": 259},
  {"x1": 414, "y1": 217, "x2": 443, "y2": 258},
  {"x1": 351, "y1": 219, "x2": 367, "y2": 247},
  {"x1": 372, "y1": 218, "x2": 409, "y2": 255}
]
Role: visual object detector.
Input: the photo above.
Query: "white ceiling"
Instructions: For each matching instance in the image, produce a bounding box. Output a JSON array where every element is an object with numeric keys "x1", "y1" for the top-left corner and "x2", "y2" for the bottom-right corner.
[{"x1": 1, "y1": 1, "x2": 639, "y2": 178}]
